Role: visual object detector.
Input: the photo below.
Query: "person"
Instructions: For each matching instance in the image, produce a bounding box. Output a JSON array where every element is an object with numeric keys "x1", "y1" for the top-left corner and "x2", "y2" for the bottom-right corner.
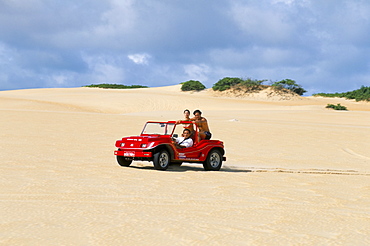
[
  {"x1": 176, "y1": 109, "x2": 194, "y2": 134},
  {"x1": 172, "y1": 128, "x2": 193, "y2": 148},
  {"x1": 191, "y1": 109, "x2": 212, "y2": 140}
]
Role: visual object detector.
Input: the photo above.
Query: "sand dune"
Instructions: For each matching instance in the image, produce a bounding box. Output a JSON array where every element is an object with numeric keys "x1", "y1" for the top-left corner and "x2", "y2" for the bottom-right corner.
[{"x1": 0, "y1": 85, "x2": 369, "y2": 245}]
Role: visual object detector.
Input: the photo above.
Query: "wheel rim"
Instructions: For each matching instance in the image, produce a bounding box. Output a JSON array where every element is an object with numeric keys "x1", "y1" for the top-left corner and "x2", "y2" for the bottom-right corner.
[
  {"x1": 210, "y1": 152, "x2": 220, "y2": 168},
  {"x1": 159, "y1": 152, "x2": 169, "y2": 167}
]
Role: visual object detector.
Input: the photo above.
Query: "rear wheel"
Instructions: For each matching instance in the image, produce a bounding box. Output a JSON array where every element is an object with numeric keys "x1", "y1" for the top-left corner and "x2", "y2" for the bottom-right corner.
[
  {"x1": 203, "y1": 149, "x2": 222, "y2": 171},
  {"x1": 117, "y1": 156, "x2": 133, "y2": 167},
  {"x1": 153, "y1": 150, "x2": 170, "y2": 170}
]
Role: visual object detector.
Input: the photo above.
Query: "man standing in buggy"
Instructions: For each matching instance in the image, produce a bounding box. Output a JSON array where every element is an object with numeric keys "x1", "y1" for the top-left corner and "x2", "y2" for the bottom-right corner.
[{"x1": 191, "y1": 109, "x2": 212, "y2": 140}]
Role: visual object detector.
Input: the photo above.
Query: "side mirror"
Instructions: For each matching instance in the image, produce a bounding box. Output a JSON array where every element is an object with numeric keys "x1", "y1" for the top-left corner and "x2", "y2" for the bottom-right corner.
[{"x1": 173, "y1": 134, "x2": 178, "y2": 138}]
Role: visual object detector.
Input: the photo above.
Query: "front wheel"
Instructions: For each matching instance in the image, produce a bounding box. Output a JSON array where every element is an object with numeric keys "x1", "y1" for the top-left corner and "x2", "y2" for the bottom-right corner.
[
  {"x1": 153, "y1": 150, "x2": 170, "y2": 170},
  {"x1": 117, "y1": 156, "x2": 133, "y2": 167},
  {"x1": 203, "y1": 149, "x2": 223, "y2": 171}
]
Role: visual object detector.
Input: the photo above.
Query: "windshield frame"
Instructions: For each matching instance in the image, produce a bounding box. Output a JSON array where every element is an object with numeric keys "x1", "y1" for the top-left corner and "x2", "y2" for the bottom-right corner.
[{"x1": 140, "y1": 122, "x2": 176, "y2": 136}]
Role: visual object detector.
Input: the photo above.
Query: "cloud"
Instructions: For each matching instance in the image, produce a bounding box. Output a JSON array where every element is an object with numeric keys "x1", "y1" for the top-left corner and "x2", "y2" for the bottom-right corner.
[
  {"x1": 272, "y1": 0, "x2": 296, "y2": 5},
  {"x1": 82, "y1": 54, "x2": 126, "y2": 84},
  {"x1": 229, "y1": 2, "x2": 296, "y2": 46},
  {"x1": 0, "y1": 0, "x2": 369, "y2": 93},
  {"x1": 183, "y1": 64, "x2": 210, "y2": 83},
  {"x1": 128, "y1": 53, "x2": 151, "y2": 65}
]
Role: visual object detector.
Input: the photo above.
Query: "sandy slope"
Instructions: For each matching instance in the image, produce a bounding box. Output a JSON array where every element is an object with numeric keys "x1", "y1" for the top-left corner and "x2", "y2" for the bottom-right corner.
[{"x1": 0, "y1": 85, "x2": 369, "y2": 245}]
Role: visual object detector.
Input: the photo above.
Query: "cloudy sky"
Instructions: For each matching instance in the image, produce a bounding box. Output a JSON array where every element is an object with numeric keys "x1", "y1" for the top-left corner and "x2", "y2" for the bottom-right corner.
[{"x1": 0, "y1": 0, "x2": 369, "y2": 94}]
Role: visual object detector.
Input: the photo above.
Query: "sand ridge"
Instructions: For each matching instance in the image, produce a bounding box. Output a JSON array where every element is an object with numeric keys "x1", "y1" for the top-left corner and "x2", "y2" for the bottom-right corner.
[{"x1": 0, "y1": 85, "x2": 369, "y2": 245}]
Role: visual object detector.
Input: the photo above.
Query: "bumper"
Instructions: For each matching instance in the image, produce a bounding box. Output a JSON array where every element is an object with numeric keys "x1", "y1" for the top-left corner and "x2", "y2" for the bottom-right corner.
[{"x1": 114, "y1": 149, "x2": 152, "y2": 158}]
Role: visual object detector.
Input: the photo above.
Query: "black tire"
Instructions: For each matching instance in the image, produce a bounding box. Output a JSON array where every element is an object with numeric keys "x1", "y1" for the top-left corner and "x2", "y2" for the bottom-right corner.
[
  {"x1": 203, "y1": 149, "x2": 223, "y2": 171},
  {"x1": 117, "y1": 156, "x2": 133, "y2": 167},
  {"x1": 153, "y1": 150, "x2": 170, "y2": 170}
]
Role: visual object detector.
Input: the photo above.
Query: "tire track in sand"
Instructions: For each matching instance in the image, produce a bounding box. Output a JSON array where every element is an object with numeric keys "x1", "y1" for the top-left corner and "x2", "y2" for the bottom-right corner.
[
  {"x1": 222, "y1": 166, "x2": 370, "y2": 176},
  {"x1": 342, "y1": 148, "x2": 370, "y2": 160}
]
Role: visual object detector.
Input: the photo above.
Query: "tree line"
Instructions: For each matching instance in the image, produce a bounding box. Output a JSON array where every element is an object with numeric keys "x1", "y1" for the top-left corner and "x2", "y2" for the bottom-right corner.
[
  {"x1": 84, "y1": 80, "x2": 369, "y2": 102},
  {"x1": 181, "y1": 78, "x2": 307, "y2": 96},
  {"x1": 84, "y1": 84, "x2": 148, "y2": 89},
  {"x1": 313, "y1": 86, "x2": 370, "y2": 101}
]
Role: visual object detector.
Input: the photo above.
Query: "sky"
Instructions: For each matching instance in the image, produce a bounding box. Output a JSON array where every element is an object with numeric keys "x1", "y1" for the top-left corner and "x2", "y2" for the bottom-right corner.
[{"x1": 0, "y1": 0, "x2": 369, "y2": 94}]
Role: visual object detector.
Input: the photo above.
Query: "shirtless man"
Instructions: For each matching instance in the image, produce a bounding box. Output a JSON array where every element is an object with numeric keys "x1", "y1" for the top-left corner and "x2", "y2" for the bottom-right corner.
[{"x1": 191, "y1": 109, "x2": 212, "y2": 140}]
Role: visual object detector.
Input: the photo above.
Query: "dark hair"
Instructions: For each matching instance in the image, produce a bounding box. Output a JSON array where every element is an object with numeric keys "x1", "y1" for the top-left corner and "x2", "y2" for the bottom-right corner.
[
  {"x1": 193, "y1": 109, "x2": 202, "y2": 115},
  {"x1": 183, "y1": 128, "x2": 191, "y2": 134},
  {"x1": 184, "y1": 109, "x2": 190, "y2": 114}
]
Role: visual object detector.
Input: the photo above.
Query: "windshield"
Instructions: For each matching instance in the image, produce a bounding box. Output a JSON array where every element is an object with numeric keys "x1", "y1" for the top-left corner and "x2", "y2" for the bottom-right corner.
[
  {"x1": 141, "y1": 122, "x2": 175, "y2": 135},
  {"x1": 172, "y1": 123, "x2": 193, "y2": 138}
]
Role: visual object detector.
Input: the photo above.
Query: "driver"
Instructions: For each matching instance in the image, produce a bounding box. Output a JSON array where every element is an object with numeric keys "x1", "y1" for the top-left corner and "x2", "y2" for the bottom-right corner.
[{"x1": 172, "y1": 129, "x2": 193, "y2": 148}]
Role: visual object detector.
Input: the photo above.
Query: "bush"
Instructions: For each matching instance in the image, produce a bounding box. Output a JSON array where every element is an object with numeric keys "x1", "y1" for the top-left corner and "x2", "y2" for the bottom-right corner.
[
  {"x1": 212, "y1": 77, "x2": 306, "y2": 95},
  {"x1": 212, "y1": 77, "x2": 244, "y2": 91},
  {"x1": 84, "y1": 84, "x2": 148, "y2": 89},
  {"x1": 271, "y1": 79, "x2": 307, "y2": 95},
  {"x1": 181, "y1": 80, "x2": 206, "y2": 91},
  {"x1": 326, "y1": 103, "x2": 348, "y2": 110},
  {"x1": 240, "y1": 78, "x2": 267, "y2": 87},
  {"x1": 313, "y1": 86, "x2": 370, "y2": 102}
]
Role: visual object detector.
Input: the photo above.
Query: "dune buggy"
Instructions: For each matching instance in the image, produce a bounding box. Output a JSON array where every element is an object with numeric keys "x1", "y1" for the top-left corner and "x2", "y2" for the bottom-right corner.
[{"x1": 114, "y1": 121, "x2": 226, "y2": 171}]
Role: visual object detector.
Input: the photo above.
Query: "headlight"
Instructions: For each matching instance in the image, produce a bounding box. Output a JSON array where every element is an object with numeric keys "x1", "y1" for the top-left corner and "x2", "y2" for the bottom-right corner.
[
  {"x1": 120, "y1": 143, "x2": 125, "y2": 147},
  {"x1": 141, "y1": 142, "x2": 154, "y2": 148}
]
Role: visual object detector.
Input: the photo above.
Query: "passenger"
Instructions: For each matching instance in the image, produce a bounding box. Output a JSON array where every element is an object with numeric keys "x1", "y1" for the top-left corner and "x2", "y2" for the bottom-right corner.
[
  {"x1": 176, "y1": 109, "x2": 194, "y2": 134},
  {"x1": 172, "y1": 129, "x2": 193, "y2": 149},
  {"x1": 191, "y1": 109, "x2": 212, "y2": 140},
  {"x1": 183, "y1": 109, "x2": 191, "y2": 121}
]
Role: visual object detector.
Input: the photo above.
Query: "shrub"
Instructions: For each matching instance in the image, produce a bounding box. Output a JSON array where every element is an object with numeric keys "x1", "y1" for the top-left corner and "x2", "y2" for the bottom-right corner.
[
  {"x1": 181, "y1": 80, "x2": 206, "y2": 91},
  {"x1": 240, "y1": 78, "x2": 267, "y2": 87},
  {"x1": 271, "y1": 79, "x2": 307, "y2": 95},
  {"x1": 212, "y1": 77, "x2": 244, "y2": 91},
  {"x1": 326, "y1": 103, "x2": 348, "y2": 110},
  {"x1": 84, "y1": 84, "x2": 148, "y2": 89},
  {"x1": 212, "y1": 77, "x2": 270, "y2": 92},
  {"x1": 313, "y1": 86, "x2": 370, "y2": 102}
]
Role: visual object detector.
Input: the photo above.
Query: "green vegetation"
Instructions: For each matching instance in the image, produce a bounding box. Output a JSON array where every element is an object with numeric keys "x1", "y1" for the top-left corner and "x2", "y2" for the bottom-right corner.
[
  {"x1": 212, "y1": 77, "x2": 306, "y2": 95},
  {"x1": 212, "y1": 77, "x2": 245, "y2": 91},
  {"x1": 241, "y1": 78, "x2": 267, "y2": 88},
  {"x1": 212, "y1": 77, "x2": 267, "y2": 92},
  {"x1": 181, "y1": 80, "x2": 206, "y2": 91},
  {"x1": 313, "y1": 86, "x2": 370, "y2": 102},
  {"x1": 271, "y1": 79, "x2": 307, "y2": 96},
  {"x1": 84, "y1": 84, "x2": 148, "y2": 89},
  {"x1": 326, "y1": 103, "x2": 348, "y2": 110}
]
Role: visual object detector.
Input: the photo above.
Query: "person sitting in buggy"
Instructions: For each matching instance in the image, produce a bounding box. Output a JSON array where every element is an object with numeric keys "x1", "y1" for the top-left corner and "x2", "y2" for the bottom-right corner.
[{"x1": 172, "y1": 128, "x2": 193, "y2": 149}]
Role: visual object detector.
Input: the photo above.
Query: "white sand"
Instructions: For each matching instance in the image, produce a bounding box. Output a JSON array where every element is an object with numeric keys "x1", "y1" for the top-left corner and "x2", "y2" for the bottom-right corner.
[{"x1": 1, "y1": 85, "x2": 369, "y2": 245}]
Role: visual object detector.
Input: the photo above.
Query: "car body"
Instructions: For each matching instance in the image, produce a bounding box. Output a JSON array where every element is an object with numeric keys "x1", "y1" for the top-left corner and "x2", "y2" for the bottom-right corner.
[{"x1": 114, "y1": 121, "x2": 226, "y2": 170}]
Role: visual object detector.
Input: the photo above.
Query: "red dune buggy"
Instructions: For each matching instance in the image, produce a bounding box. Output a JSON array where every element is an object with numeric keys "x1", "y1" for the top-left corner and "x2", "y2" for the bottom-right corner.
[{"x1": 114, "y1": 121, "x2": 226, "y2": 171}]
